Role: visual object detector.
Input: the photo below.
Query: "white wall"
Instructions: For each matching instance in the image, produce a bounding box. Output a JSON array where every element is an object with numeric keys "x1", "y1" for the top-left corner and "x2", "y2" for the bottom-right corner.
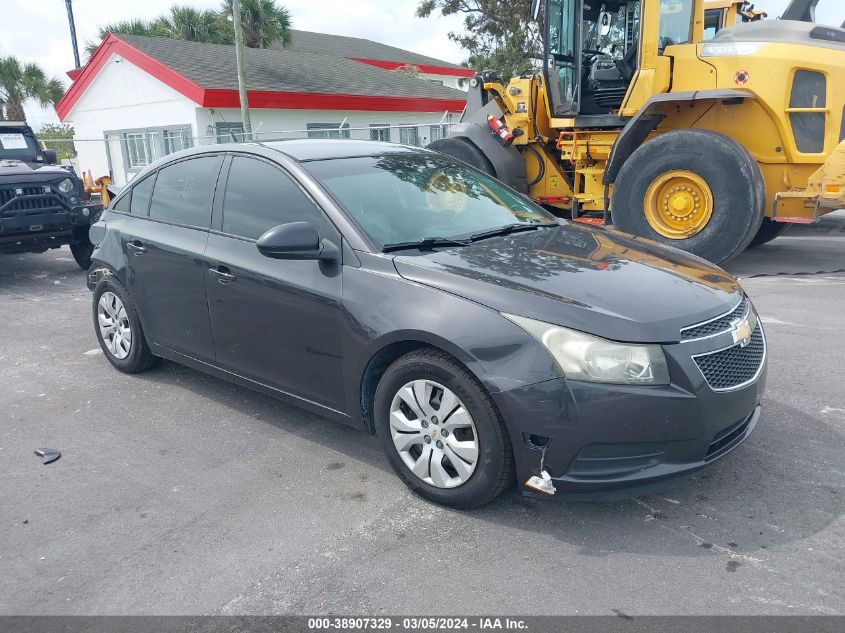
[
  {"x1": 64, "y1": 54, "x2": 202, "y2": 185},
  {"x1": 196, "y1": 108, "x2": 457, "y2": 145}
]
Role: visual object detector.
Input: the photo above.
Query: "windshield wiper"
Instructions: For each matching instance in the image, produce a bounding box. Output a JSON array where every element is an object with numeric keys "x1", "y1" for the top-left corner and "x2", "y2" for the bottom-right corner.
[
  {"x1": 469, "y1": 222, "x2": 557, "y2": 243},
  {"x1": 382, "y1": 236, "x2": 472, "y2": 253}
]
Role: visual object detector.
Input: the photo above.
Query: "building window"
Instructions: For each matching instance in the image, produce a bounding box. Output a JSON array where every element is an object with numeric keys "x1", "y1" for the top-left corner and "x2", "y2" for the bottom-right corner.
[
  {"x1": 429, "y1": 125, "x2": 448, "y2": 143},
  {"x1": 216, "y1": 123, "x2": 245, "y2": 143},
  {"x1": 164, "y1": 128, "x2": 190, "y2": 153},
  {"x1": 369, "y1": 124, "x2": 390, "y2": 142},
  {"x1": 124, "y1": 132, "x2": 150, "y2": 168},
  {"x1": 307, "y1": 123, "x2": 351, "y2": 139},
  {"x1": 399, "y1": 126, "x2": 420, "y2": 146}
]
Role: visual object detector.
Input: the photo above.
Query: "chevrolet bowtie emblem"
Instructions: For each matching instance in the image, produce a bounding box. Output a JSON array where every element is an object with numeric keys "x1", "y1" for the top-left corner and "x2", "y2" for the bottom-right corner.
[{"x1": 731, "y1": 316, "x2": 753, "y2": 347}]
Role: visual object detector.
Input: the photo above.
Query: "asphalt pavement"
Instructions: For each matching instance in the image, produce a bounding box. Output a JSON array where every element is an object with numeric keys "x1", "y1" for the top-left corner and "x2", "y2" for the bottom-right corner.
[{"x1": 1, "y1": 214, "x2": 843, "y2": 616}]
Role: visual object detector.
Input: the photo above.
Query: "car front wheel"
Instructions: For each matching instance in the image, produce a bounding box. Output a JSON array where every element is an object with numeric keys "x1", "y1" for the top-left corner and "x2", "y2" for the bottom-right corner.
[{"x1": 374, "y1": 349, "x2": 513, "y2": 508}]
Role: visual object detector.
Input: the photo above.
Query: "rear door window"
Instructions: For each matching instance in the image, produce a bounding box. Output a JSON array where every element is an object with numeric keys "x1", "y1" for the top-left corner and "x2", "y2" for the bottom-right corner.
[
  {"x1": 129, "y1": 174, "x2": 156, "y2": 215},
  {"x1": 149, "y1": 156, "x2": 223, "y2": 228},
  {"x1": 221, "y1": 156, "x2": 320, "y2": 240}
]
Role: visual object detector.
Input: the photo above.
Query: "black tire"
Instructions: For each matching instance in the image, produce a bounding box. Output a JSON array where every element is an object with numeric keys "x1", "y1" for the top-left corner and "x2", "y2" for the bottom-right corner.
[
  {"x1": 747, "y1": 218, "x2": 791, "y2": 248},
  {"x1": 70, "y1": 239, "x2": 94, "y2": 271},
  {"x1": 611, "y1": 129, "x2": 765, "y2": 264},
  {"x1": 374, "y1": 348, "x2": 513, "y2": 509},
  {"x1": 427, "y1": 137, "x2": 496, "y2": 176},
  {"x1": 92, "y1": 276, "x2": 159, "y2": 373}
]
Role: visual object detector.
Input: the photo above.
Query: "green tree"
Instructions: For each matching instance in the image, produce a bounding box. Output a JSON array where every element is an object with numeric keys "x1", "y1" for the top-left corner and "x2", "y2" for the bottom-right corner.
[
  {"x1": 86, "y1": 1, "x2": 292, "y2": 58},
  {"x1": 0, "y1": 57, "x2": 64, "y2": 123},
  {"x1": 416, "y1": 0, "x2": 542, "y2": 82},
  {"x1": 221, "y1": 0, "x2": 293, "y2": 49},
  {"x1": 37, "y1": 123, "x2": 76, "y2": 161}
]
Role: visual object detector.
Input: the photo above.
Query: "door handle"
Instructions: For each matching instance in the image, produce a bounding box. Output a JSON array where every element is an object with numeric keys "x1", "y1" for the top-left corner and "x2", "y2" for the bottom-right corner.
[
  {"x1": 126, "y1": 241, "x2": 146, "y2": 255},
  {"x1": 209, "y1": 266, "x2": 236, "y2": 283}
]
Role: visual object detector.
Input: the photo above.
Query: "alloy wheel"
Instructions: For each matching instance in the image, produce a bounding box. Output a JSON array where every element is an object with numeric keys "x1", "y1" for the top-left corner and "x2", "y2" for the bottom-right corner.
[
  {"x1": 97, "y1": 292, "x2": 132, "y2": 360},
  {"x1": 389, "y1": 379, "x2": 479, "y2": 488}
]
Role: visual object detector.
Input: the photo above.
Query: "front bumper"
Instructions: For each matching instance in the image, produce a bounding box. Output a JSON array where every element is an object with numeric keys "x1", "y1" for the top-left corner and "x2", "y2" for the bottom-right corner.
[
  {"x1": 0, "y1": 202, "x2": 102, "y2": 253},
  {"x1": 493, "y1": 323, "x2": 768, "y2": 497}
]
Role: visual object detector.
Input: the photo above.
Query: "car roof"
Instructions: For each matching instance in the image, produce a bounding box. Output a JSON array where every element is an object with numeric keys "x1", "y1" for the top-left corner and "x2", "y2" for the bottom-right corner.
[{"x1": 260, "y1": 139, "x2": 426, "y2": 162}]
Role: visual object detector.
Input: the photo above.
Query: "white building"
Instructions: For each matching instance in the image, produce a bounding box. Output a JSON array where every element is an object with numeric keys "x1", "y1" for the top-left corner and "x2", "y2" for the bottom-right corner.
[{"x1": 57, "y1": 33, "x2": 471, "y2": 185}]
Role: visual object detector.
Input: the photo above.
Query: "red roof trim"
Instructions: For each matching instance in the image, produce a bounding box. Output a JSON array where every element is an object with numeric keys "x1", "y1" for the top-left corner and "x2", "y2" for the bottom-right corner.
[
  {"x1": 202, "y1": 89, "x2": 465, "y2": 112},
  {"x1": 348, "y1": 58, "x2": 475, "y2": 78},
  {"x1": 56, "y1": 34, "x2": 205, "y2": 120},
  {"x1": 56, "y1": 34, "x2": 467, "y2": 121},
  {"x1": 66, "y1": 68, "x2": 84, "y2": 81}
]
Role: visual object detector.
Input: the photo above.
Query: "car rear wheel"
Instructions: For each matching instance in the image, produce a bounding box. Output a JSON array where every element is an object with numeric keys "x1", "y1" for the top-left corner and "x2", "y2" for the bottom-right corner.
[
  {"x1": 611, "y1": 129, "x2": 765, "y2": 264},
  {"x1": 93, "y1": 277, "x2": 158, "y2": 373},
  {"x1": 374, "y1": 349, "x2": 513, "y2": 508}
]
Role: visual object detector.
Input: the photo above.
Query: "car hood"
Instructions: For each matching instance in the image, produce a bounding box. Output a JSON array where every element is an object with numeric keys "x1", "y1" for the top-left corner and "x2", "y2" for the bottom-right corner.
[
  {"x1": 0, "y1": 160, "x2": 70, "y2": 183},
  {"x1": 392, "y1": 223, "x2": 743, "y2": 343}
]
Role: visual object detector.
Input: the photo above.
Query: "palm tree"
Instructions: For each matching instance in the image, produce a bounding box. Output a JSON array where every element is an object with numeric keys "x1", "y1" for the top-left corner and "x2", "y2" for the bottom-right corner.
[
  {"x1": 221, "y1": 0, "x2": 292, "y2": 48},
  {"x1": 85, "y1": 2, "x2": 291, "y2": 59},
  {"x1": 0, "y1": 57, "x2": 64, "y2": 122},
  {"x1": 161, "y1": 6, "x2": 231, "y2": 45}
]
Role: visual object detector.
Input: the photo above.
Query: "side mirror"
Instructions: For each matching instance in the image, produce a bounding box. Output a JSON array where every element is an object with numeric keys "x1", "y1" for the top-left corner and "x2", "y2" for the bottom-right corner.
[
  {"x1": 42, "y1": 149, "x2": 58, "y2": 165},
  {"x1": 257, "y1": 221, "x2": 339, "y2": 262},
  {"x1": 598, "y1": 12, "x2": 612, "y2": 37}
]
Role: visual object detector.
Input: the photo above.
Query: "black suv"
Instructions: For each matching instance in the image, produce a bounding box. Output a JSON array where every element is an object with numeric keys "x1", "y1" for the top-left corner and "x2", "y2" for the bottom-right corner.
[{"x1": 0, "y1": 122, "x2": 102, "y2": 269}]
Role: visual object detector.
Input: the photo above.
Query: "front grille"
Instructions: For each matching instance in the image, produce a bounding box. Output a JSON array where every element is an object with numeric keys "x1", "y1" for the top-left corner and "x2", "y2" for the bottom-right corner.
[
  {"x1": 681, "y1": 298, "x2": 749, "y2": 341},
  {"x1": 705, "y1": 413, "x2": 753, "y2": 461},
  {"x1": 694, "y1": 326, "x2": 765, "y2": 391},
  {"x1": 0, "y1": 186, "x2": 63, "y2": 216}
]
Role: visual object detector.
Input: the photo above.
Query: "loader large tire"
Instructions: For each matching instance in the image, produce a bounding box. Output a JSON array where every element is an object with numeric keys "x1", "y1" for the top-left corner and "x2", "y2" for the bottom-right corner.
[
  {"x1": 611, "y1": 129, "x2": 765, "y2": 264},
  {"x1": 428, "y1": 137, "x2": 496, "y2": 176}
]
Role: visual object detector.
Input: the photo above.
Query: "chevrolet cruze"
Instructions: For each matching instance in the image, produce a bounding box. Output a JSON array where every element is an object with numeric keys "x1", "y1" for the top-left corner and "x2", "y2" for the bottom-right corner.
[{"x1": 87, "y1": 140, "x2": 767, "y2": 508}]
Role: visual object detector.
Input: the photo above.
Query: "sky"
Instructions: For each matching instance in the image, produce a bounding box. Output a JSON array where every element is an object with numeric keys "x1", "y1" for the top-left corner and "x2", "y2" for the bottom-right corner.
[{"x1": 1, "y1": 0, "x2": 842, "y2": 128}]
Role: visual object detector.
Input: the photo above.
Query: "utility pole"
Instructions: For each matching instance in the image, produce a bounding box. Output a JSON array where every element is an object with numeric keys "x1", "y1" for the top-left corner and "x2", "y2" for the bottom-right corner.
[
  {"x1": 65, "y1": 0, "x2": 81, "y2": 69},
  {"x1": 230, "y1": 0, "x2": 252, "y2": 140}
]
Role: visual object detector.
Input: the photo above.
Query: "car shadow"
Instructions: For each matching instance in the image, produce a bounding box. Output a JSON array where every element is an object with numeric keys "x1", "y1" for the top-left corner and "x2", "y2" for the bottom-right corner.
[{"x1": 132, "y1": 360, "x2": 843, "y2": 561}]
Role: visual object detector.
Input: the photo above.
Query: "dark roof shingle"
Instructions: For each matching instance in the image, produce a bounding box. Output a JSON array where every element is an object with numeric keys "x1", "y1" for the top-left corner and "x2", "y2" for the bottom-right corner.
[
  {"x1": 118, "y1": 34, "x2": 467, "y2": 100},
  {"x1": 281, "y1": 30, "x2": 465, "y2": 69}
]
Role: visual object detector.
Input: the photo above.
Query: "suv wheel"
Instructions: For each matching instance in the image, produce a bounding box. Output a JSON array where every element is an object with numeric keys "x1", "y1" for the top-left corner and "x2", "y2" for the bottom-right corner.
[
  {"x1": 374, "y1": 349, "x2": 513, "y2": 508},
  {"x1": 93, "y1": 278, "x2": 158, "y2": 373},
  {"x1": 70, "y1": 239, "x2": 94, "y2": 270}
]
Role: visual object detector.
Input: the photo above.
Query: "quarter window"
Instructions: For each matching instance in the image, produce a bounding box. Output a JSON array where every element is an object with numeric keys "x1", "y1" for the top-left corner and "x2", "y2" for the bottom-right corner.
[
  {"x1": 149, "y1": 156, "x2": 222, "y2": 228},
  {"x1": 129, "y1": 174, "x2": 156, "y2": 215},
  {"x1": 221, "y1": 157, "x2": 320, "y2": 240}
]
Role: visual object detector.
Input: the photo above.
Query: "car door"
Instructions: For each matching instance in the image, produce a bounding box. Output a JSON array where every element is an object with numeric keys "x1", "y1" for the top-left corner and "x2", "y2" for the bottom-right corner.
[
  {"x1": 204, "y1": 154, "x2": 345, "y2": 411},
  {"x1": 122, "y1": 154, "x2": 223, "y2": 361}
]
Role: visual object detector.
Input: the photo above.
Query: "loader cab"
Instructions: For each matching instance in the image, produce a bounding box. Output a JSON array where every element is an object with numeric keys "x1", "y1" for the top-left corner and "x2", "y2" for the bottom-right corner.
[{"x1": 541, "y1": 0, "x2": 702, "y2": 117}]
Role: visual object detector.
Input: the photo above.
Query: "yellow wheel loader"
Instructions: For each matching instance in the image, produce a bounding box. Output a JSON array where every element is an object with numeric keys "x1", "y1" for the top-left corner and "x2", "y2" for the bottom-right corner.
[{"x1": 429, "y1": 0, "x2": 845, "y2": 263}]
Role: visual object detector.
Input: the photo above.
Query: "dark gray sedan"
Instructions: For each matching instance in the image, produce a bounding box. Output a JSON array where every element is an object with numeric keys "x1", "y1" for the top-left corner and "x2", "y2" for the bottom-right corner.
[{"x1": 87, "y1": 140, "x2": 766, "y2": 508}]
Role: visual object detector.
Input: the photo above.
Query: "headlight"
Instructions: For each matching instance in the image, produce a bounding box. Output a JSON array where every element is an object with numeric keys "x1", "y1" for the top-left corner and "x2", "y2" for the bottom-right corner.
[
  {"x1": 58, "y1": 178, "x2": 74, "y2": 193},
  {"x1": 503, "y1": 313, "x2": 670, "y2": 385}
]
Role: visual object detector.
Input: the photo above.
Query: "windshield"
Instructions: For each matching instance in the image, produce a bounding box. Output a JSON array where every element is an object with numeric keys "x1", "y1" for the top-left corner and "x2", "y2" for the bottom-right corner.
[
  {"x1": 0, "y1": 130, "x2": 40, "y2": 161},
  {"x1": 305, "y1": 152, "x2": 555, "y2": 250}
]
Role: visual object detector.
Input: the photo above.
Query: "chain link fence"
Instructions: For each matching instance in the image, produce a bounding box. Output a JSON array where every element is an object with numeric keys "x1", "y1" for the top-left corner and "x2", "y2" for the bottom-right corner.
[{"x1": 38, "y1": 121, "x2": 459, "y2": 187}]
